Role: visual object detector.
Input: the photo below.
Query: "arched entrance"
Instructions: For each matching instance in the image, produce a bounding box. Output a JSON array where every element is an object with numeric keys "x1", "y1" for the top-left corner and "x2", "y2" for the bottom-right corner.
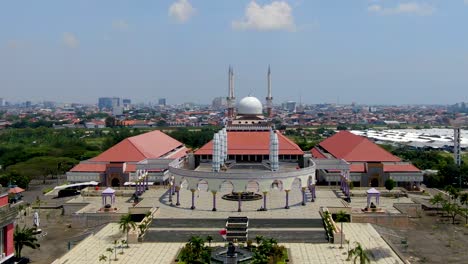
[
  {"x1": 370, "y1": 178, "x2": 379, "y2": 187},
  {"x1": 111, "y1": 178, "x2": 120, "y2": 187}
]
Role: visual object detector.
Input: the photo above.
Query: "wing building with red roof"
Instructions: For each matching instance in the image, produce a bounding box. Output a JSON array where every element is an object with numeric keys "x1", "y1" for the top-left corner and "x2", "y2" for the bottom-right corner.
[
  {"x1": 311, "y1": 131, "x2": 422, "y2": 188},
  {"x1": 67, "y1": 130, "x2": 188, "y2": 186}
]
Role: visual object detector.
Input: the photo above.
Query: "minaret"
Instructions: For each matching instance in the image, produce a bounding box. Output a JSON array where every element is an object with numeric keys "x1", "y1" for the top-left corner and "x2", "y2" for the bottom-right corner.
[
  {"x1": 269, "y1": 129, "x2": 279, "y2": 171},
  {"x1": 266, "y1": 65, "x2": 273, "y2": 118},
  {"x1": 212, "y1": 133, "x2": 221, "y2": 172},
  {"x1": 226, "y1": 66, "x2": 236, "y2": 118}
]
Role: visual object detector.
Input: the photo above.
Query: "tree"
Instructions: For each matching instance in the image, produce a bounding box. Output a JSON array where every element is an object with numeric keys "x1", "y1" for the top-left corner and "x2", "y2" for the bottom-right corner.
[
  {"x1": 105, "y1": 117, "x2": 116, "y2": 128},
  {"x1": 14, "y1": 226, "x2": 40, "y2": 258},
  {"x1": 206, "y1": 235, "x2": 213, "y2": 247},
  {"x1": 430, "y1": 193, "x2": 444, "y2": 214},
  {"x1": 442, "y1": 200, "x2": 462, "y2": 224},
  {"x1": 460, "y1": 192, "x2": 468, "y2": 224},
  {"x1": 255, "y1": 235, "x2": 264, "y2": 246},
  {"x1": 106, "y1": 248, "x2": 113, "y2": 263},
  {"x1": 179, "y1": 236, "x2": 211, "y2": 264},
  {"x1": 99, "y1": 254, "x2": 107, "y2": 262},
  {"x1": 384, "y1": 179, "x2": 395, "y2": 193},
  {"x1": 444, "y1": 185, "x2": 460, "y2": 202},
  {"x1": 119, "y1": 214, "x2": 136, "y2": 246},
  {"x1": 335, "y1": 211, "x2": 348, "y2": 249},
  {"x1": 252, "y1": 236, "x2": 285, "y2": 264},
  {"x1": 347, "y1": 242, "x2": 370, "y2": 264},
  {"x1": 337, "y1": 124, "x2": 348, "y2": 131}
]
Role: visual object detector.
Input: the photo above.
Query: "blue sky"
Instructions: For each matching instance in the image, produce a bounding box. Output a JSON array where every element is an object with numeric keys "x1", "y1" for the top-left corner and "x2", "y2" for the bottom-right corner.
[{"x1": 1, "y1": 0, "x2": 468, "y2": 105}]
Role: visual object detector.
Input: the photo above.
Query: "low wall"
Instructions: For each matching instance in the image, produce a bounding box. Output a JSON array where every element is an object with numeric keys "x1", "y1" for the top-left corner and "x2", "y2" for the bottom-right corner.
[
  {"x1": 63, "y1": 203, "x2": 88, "y2": 216},
  {"x1": 128, "y1": 207, "x2": 153, "y2": 215},
  {"x1": 394, "y1": 203, "x2": 422, "y2": 218},
  {"x1": 81, "y1": 189, "x2": 134, "y2": 197},
  {"x1": 71, "y1": 212, "x2": 124, "y2": 228},
  {"x1": 352, "y1": 213, "x2": 409, "y2": 229}
]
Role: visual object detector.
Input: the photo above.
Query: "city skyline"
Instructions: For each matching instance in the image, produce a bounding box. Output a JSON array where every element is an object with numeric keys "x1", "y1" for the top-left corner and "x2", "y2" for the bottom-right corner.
[{"x1": 1, "y1": 0, "x2": 468, "y2": 105}]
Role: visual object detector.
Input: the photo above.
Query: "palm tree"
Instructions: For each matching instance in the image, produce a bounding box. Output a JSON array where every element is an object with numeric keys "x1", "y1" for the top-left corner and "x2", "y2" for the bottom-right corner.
[
  {"x1": 99, "y1": 254, "x2": 107, "y2": 262},
  {"x1": 106, "y1": 248, "x2": 113, "y2": 263},
  {"x1": 119, "y1": 214, "x2": 136, "y2": 247},
  {"x1": 335, "y1": 211, "x2": 348, "y2": 249},
  {"x1": 347, "y1": 242, "x2": 370, "y2": 264},
  {"x1": 460, "y1": 192, "x2": 468, "y2": 224},
  {"x1": 14, "y1": 226, "x2": 40, "y2": 258}
]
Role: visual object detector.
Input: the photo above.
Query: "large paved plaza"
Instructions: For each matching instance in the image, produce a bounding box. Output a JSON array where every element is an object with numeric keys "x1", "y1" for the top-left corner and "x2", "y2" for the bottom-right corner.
[
  {"x1": 52, "y1": 222, "x2": 403, "y2": 264},
  {"x1": 52, "y1": 185, "x2": 408, "y2": 263}
]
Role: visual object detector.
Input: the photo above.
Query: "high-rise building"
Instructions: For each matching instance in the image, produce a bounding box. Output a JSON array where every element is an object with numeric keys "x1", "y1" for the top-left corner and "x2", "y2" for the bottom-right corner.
[
  {"x1": 98, "y1": 97, "x2": 120, "y2": 110},
  {"x1": 122, "y1": 99, "x2": 131, "y2": 110},
  {"x1": 0, "y1": 98, "x2": 4, "y2": 107},
  {"x1": 158, "y1": 98, "x2": 166, "y2": 106},
  {"x1": 285, "y1": 101, "x2": 296, "y2": 112},
  {"x1": 212, "y1": 97, "x2": 227, "y2": 109}
]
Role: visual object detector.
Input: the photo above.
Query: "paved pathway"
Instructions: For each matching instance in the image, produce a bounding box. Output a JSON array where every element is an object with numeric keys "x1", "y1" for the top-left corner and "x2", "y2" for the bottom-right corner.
[{"x1": 288, "y1": 223, "x2": 404, "y2": 264}]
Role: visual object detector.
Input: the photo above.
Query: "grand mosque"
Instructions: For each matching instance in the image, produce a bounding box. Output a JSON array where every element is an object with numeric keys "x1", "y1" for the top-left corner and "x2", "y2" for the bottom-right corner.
[{"x1": 67, "y1": 67, "x2": 423, "y2": 212}]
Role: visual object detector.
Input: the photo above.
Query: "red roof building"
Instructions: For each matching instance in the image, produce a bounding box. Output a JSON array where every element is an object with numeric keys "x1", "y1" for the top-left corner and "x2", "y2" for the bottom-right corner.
[
  {"x1": 0, "y1": 188, "x2": 16, "y2": 263},
  {"x1": 68, "y1": 130, "x2": 187, "y2": 186},
  {"x1": 196, "y1": 131, "x2": 303, "y2": 156},
  {"x1": 195, "y1": 131, "x2": 303, "y2": 163},
  {"x1": 312, "y1": 131, "x2": 422, "y2": 188}
]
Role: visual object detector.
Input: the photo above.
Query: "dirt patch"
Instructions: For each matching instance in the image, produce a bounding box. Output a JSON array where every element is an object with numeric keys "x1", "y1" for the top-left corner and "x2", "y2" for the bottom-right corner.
[
  {"x1": 19, "y1": 209, "x2": 98, "y2": 264},
  {"x1": 375, "y1": 211, "x2": 468, "y2": 263}
]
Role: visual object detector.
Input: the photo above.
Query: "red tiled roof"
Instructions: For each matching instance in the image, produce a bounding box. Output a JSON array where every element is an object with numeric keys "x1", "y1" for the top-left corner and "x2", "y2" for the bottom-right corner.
[
  {"x1": 124, "y1": 164, "x2": 137, "y2": 173},
  {"x1": 315, "y1": 131, "x2": 401, "y2": 162},
  {"x1": 350, "y1": 163, "x2": 366, "y2": 173},
  {"x1": 383, "y1": 164, "x2": 420, "y2": 172},
  {"x1": 91, "y1": 130, "x2": 183, "y2": 162},
  {"x1": 311, "y1": 148, "x2": 327, "y2": 159},
  {"x1": 166, "y1": 146, "x2": 189, "y2": 159},
  {"x1": 195, "y1": 131, "x2": 304, "y2": 155},
  {"x1": 70, "y1": 163, "x2": 107, "y2": 172}
]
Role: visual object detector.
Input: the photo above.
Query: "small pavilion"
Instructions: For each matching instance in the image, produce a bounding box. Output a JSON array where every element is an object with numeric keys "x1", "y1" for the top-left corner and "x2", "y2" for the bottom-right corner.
[
  {"x1": 366, "y1": 188, "x2": 380, "y2": 208},
  {"x1": 101, "y1": 187, "x2": 116, "y2": 207}
]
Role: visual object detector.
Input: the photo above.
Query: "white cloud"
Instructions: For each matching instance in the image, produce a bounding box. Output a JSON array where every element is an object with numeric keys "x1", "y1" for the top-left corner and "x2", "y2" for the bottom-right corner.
[
  {"x1": 112, "y1": 20, "x2": 129, "y2": 31},
  {"x1": 169, "y1": 0, "x2": 196, "y2": 23},
  {"x1": 232, "y1": 1, "x2": 295, "y2": 31},
  {"x1": 62, "y1": 32, "x2": 79, "y2": 48},
  {"x1": 368, "y1": 2, "x2": 435, "y2": 16}
]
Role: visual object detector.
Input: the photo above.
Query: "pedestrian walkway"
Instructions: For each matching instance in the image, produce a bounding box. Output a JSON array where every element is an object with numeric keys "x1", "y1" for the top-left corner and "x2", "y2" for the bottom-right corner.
[{"x1": 288, "y1": 223, "x2": 404, "y2": 264}]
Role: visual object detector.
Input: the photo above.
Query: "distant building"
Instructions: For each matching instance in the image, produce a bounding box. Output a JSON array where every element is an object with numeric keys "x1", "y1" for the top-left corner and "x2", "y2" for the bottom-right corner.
[
  {"x1": 0, "y1": 98, "x2": 4, "y2": 107},
  {"x1": 212, "y1": 97, "x2": 227, "y2": 109},
  {"x1": 284, "y1": 101, "x2": 296, "y2": 112},
  {"x1": 122, "y1": 99, "x2": 131, "y2": 110},
  {"x1": 158, "y1": 98, "x2": 166, "y2": 106},
  {"x1": 98, "y1": 97, "x2": 120, "y2": 110},
  {"x1": 112, "y1": 106, "x2": 124, "y2": 116}
]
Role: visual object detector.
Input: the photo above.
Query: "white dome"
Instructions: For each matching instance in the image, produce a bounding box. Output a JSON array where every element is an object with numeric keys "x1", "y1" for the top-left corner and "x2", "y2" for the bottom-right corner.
[{"x1": 238, "y1": 96, "x2": 263, "y2": 115}]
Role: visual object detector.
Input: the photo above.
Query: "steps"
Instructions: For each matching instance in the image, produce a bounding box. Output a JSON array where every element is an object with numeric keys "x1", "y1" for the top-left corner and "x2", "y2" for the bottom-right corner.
[{"x1": 146, "y1": 218, "x2": 327, "y2": 243}]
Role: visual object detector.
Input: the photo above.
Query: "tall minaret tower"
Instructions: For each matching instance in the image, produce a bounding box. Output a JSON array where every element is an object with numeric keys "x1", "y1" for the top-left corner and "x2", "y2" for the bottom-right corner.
[
  {"x1": 266, "y1": 65, "x2": 273, "y2": 117},
  {"x1": 226, "y1": 66, "x2": 236, "y2": 118}
]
